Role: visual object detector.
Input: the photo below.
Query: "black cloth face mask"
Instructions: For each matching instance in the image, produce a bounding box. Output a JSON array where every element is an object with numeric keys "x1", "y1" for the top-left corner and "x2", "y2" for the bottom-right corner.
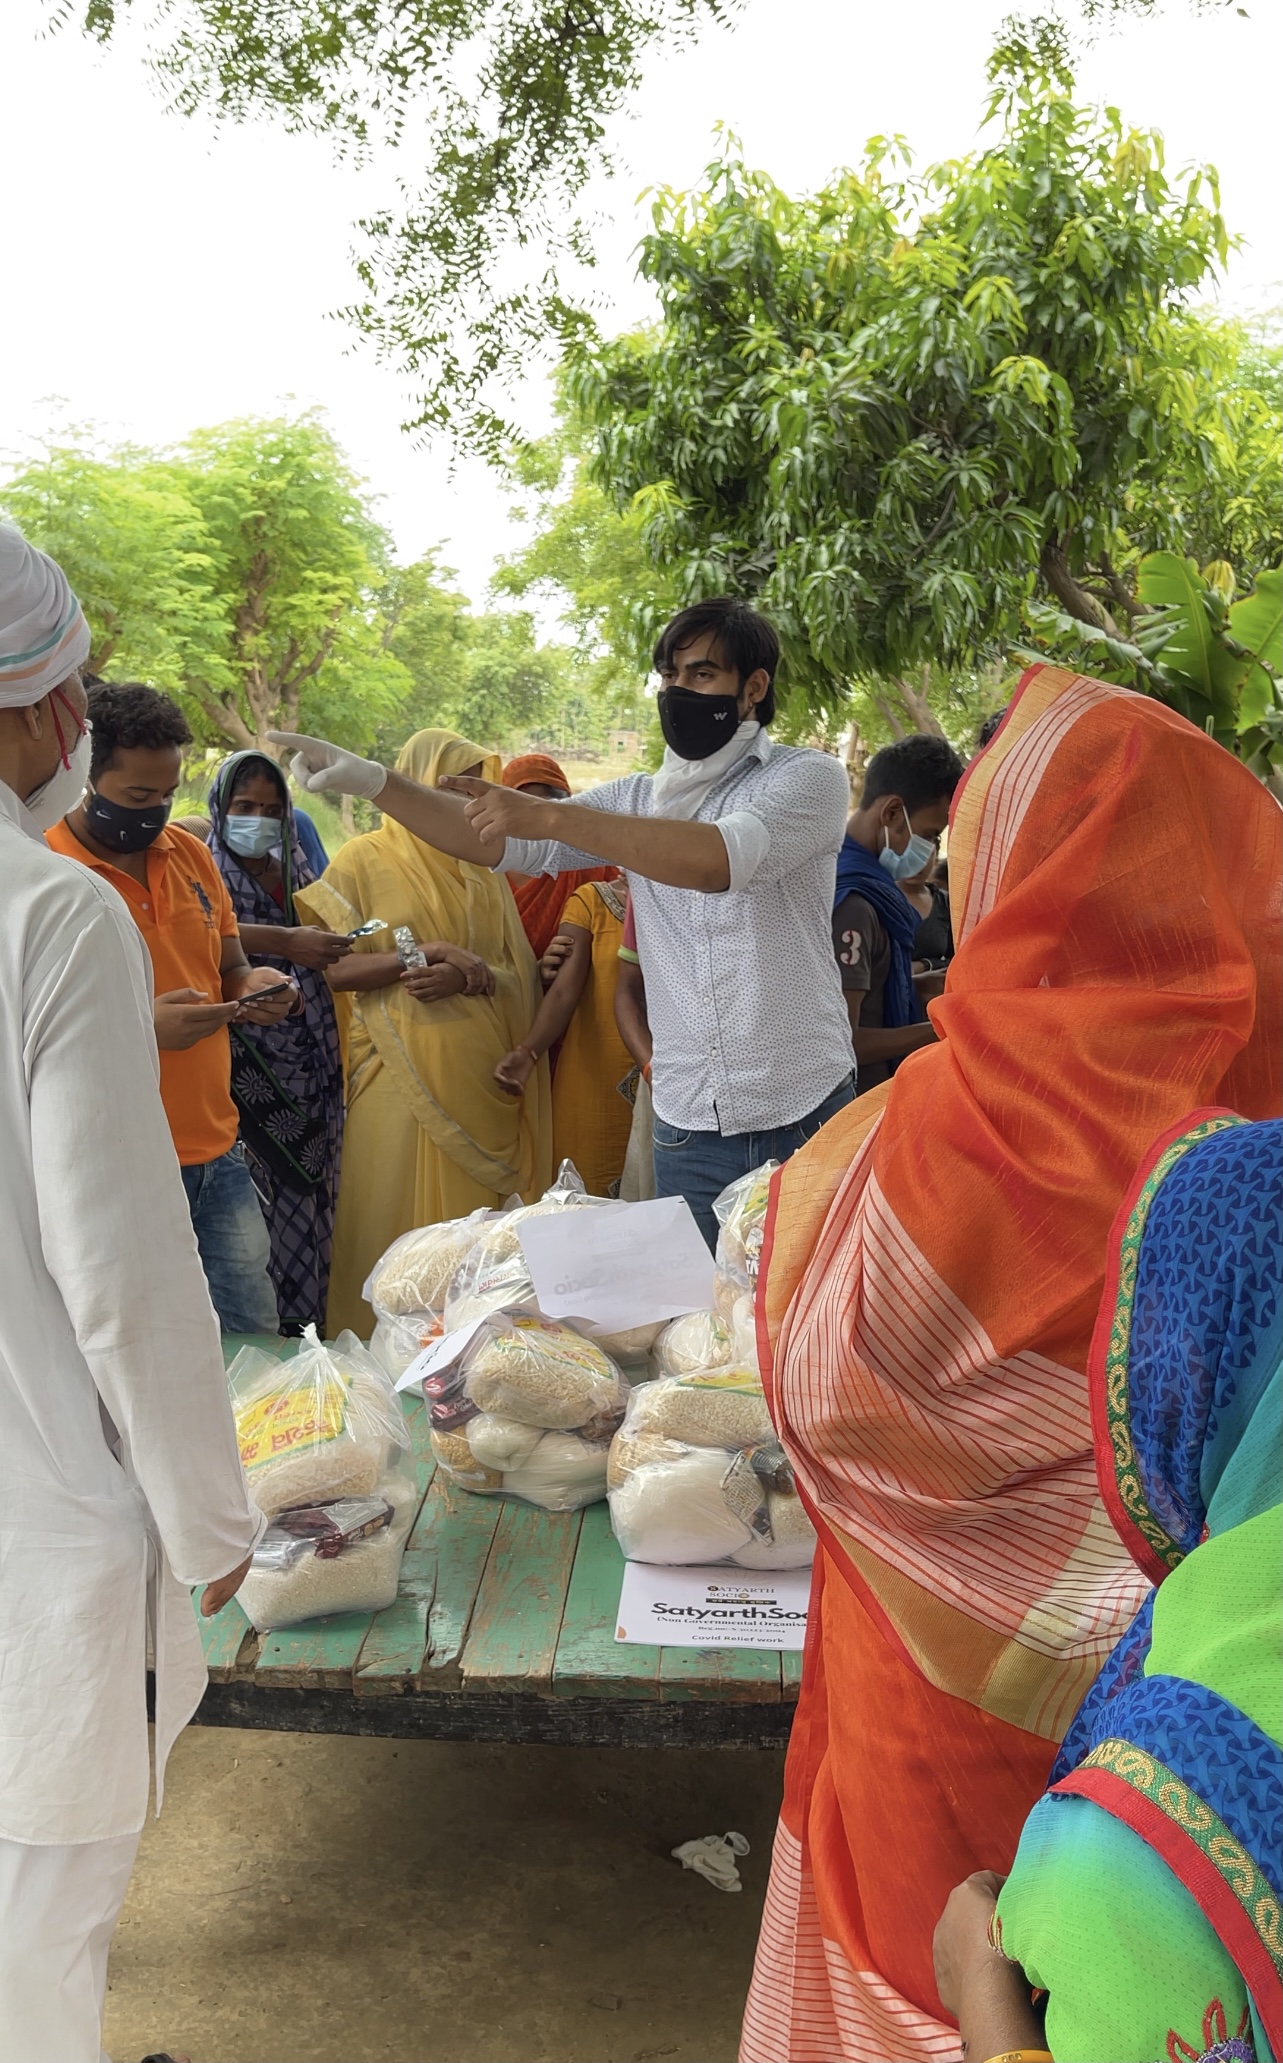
[
  {"x1": 83, "y1": 788, "x2": 172, "y2": 853},
  {"x1": 656, "y1": 686, "x2": 742, "y2": 761}
]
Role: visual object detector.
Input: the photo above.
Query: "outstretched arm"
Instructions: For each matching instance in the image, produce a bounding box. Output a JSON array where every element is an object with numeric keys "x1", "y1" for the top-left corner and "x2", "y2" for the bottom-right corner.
[
  {"x1": 268, "y1": 732, "x2": 732, "y2": 890},
  {"x1": 494, "y1": 925, "x2": 592, "y2": 1093}
]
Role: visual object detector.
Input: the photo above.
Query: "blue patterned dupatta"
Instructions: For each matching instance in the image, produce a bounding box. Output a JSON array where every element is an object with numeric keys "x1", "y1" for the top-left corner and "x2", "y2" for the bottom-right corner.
[{"x1": 1049, "y1": 1114, "x2": 1283, "y2": 2061}]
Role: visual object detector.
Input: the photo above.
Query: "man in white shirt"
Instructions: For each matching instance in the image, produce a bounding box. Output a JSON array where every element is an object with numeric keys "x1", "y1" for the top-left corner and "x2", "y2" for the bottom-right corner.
[
  {"x1": 0, "y1": 525, "x2": 263, "y2": 2062},
  {"x1": 273, "y1": 597, "x2": 856, "y2": 1243}
]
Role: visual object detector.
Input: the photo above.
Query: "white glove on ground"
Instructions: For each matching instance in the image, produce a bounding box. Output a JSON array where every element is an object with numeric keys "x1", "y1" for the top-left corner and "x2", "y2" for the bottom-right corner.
[
  {"x1": 266, "y1": 731, "x2": 388, "y2": 802},
  {"x1": 671, "y1": 1830, "x2": 749, "y2": 1892}
]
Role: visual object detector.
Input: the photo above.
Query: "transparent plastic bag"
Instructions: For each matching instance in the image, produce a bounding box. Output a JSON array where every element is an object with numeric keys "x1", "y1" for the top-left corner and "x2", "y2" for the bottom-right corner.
[
  {"x1": 443, "y1": 1161, "x2": 605, "y2": 1331},
  {"x1": 228, "y1": 1325, "x2": 409, "y2": 1519},
  {"x1": 429, "y1": 1425, "x2": 611, "y2": 1511},
  {"x1": 654, "y1": 1310, "x2": 735, "y2": 1377},
  {"x1": 712, "y1": 1162, "x2": 778, "y2": 1319},
  {"x1": 607, "y1": 1377, "x2": 814, "y2": 1570},
  {"x1": 369, "y1": 1310, "x2": 442, "y2": 1382},
  {"x1": 236, "y1": 1468, "x2": 419, "y2": 1628},
  {"x1": 363, "y1": 1208, "x2": 497, "y2": 1321},
  {"x1": 460, "y1": 1313, "x2": 629, "y2": 1433},
  {"x1": 626, "y1": 1369, "x2": 775, "y2": 1451}
]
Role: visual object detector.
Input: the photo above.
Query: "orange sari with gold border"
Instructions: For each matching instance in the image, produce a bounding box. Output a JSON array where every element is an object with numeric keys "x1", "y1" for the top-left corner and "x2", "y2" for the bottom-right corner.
[{"x1": 741, "y1": 667, "x2": 1282, "y2": 2062}]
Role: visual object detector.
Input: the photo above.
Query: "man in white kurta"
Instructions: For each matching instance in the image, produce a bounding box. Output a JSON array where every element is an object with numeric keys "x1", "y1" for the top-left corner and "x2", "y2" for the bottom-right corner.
[{"x1": 0, "y1": 524, "x2": 264, "y2": 2061}]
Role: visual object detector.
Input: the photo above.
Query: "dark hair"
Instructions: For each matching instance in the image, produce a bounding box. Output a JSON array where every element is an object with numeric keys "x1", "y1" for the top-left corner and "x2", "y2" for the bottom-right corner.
[
  {"x1": 86, "y1": 682, "x2": 192, "y2": 783},
  {"x1": 975, "y1": 706, "x2": 1008, "y2": 752},
  {"x1": 860, "y1": 734, "x2": 965, "y2": 813},
  {"x1": 653, "y1": 597, "x2": 781, "y2": 724},
  {"x1": 228, "y1": 752, "x2": 287, "y2": 804}
]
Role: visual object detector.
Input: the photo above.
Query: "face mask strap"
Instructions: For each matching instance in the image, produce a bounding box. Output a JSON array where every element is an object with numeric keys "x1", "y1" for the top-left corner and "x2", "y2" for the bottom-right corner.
[{"x1": 49, "y1": 687, "x2": 87, "y2": 771}]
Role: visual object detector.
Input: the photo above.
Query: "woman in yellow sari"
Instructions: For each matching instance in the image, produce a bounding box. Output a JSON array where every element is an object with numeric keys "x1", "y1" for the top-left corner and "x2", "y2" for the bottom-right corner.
[{"x1": 295, "y1": 730, "x2": 552, "y2": 1336}]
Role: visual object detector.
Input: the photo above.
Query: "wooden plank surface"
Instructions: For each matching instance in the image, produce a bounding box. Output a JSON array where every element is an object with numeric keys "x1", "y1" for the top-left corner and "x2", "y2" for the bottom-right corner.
[
  {"x1": 552, "y1": 1503, "x2": 660, "y2": 1701},
  {"x1": 659, "y1": 1641, "x2": 782, "y2": 1704},
  {"x1": 412, "y1": 1473, "x2": 506, "y2": 1688},
  {"x1": 353, "y1": 1413, "x2": 438, "y2": 1695},
  {"x1": 199, "y1": 1596, "x2": 256, "y2": 1680},
  {"x1": 460, "y1": 1502, "x2": 581, "y2": 1693}
]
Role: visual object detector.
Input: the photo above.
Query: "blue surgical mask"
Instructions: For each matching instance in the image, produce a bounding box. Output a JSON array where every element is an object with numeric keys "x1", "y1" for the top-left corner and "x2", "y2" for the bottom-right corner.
[
  {"x1": 878, "y1": 807, "x2": 937, "y2": 883},
  {"x1": 224, "y1": 813, "x2": 283, "y2": 859}
]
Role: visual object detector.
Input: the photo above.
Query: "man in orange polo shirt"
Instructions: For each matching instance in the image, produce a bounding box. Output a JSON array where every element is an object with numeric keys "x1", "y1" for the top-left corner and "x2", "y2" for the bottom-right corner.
[{"x1": 48, "y1": 682, "x2": 296, "y2": 1333}]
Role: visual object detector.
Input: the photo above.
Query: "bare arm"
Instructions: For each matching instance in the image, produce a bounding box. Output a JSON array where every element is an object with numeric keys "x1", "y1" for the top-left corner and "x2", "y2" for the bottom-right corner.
[
  {"x1": 494, "y1": 926, "x2": 592, "y2": 1093},
  {"x1": 844, "y1": 990, "x2": 938, "y2": 1067},
  {"x1": 440, "y1": 778, "x2": 732, "y2": 892},
  {"x1": 933, "y1": 1874, "x2": 1047, "y2": 2061},
  {"x1": 326, "y1": 950, "x2": 404, "y2": 994},
  {"x1": 614, "y1": 956, "x2": 653, "y2": 1071}
]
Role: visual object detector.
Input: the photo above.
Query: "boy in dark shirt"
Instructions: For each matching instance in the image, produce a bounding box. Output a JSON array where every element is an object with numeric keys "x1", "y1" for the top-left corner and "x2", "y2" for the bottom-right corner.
[{"x1": 832, "y1": 735, "x2": 964, "y2": 1094}]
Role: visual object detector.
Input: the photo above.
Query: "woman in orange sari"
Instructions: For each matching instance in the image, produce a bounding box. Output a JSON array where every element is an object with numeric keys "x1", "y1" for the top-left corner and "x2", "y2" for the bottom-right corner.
[
  {"x1": 500, "y1": 753, "x2": 617, "y2": 961},
  {"x1": 741, "y1": 664, "x2": 1282, "y2": 2063}
]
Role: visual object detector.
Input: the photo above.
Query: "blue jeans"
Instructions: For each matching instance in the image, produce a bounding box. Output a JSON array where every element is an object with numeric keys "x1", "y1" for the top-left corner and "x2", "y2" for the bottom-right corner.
[
  {"x1": 653, "y1": 1073, "x2": 857, "y2": 1250},
  {"x1": 180, "y1": 1142, "x2": 280, "y2": 1335}
]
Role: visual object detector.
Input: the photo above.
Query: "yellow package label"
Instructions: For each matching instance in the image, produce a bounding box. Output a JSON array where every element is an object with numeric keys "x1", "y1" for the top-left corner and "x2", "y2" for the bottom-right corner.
[
  {"x1": 508, "y1": 1316, "x2": 610, "y2": 1375},
  {"x1": 674, "y1": 1368, "x2": 763, "y2": 1397},
  {"x1": 237, "y1": 1377, "x2": 349, "y2": 1473}
]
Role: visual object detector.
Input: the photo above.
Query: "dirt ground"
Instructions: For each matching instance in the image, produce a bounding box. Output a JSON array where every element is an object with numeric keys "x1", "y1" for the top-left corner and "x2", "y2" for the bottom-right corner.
[{"x1": 103, "y1": 1725, "x2": 785, "y2": 2063}]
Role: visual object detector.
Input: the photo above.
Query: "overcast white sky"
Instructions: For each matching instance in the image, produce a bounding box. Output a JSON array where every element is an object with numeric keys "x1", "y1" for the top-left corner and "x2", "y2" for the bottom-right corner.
[{"x1": 2, "y1": 0, "x2": 1278, "y2": 610}]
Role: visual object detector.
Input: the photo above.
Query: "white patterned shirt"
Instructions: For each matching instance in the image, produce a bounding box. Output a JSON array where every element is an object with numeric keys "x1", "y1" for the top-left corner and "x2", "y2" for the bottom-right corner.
[{"x1": 499, "y1": 730, "x2": 855, "y2": 1133}]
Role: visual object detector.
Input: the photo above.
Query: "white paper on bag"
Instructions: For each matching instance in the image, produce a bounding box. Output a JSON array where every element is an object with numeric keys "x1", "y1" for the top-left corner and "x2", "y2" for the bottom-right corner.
[
  {"x1": 394, "y1": 1316, "x2": 488, "y2": 1394},
  {"x1": 615, "y1": 1561, "x2": 810, "y2": 1651},
  {"x1": 518, "y1": 1197, "x2": 715, "y2": 1334}
]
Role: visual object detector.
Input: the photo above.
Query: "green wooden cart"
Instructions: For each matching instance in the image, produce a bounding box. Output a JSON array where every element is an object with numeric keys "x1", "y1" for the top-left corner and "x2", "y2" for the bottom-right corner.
[{"x1": 195, "y1": 1339, "x2": 799, "y2": 1749}]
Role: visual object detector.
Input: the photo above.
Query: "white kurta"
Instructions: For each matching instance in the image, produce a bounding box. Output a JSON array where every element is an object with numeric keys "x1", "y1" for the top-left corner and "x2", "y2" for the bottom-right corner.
[{"x1": 0, "y1": 779, "x2": 264, "y2": 1845}]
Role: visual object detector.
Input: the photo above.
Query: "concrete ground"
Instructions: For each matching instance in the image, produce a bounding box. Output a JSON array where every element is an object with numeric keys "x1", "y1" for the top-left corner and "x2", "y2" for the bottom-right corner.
[{"x1": 103, "y1": 1727, "x2": 785, "y2": 2063}]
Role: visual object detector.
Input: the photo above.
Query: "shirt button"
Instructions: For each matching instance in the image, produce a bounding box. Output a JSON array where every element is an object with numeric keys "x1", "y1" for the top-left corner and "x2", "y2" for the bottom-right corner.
[{"x1": 141, "y1": 901, "x2": 151, "y2": 910}]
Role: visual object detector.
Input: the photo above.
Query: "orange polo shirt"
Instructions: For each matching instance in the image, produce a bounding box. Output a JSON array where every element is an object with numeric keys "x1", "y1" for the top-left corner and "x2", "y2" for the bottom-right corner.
[{"x1": 46, "y1": 819, "x2": 241, "y2": 1167}]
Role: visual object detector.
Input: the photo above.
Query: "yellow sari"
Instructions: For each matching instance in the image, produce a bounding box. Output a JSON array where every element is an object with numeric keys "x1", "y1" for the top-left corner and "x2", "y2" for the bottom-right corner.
[{"x1": 296, "y1": 729, "x2": 552, "y2": 1336}]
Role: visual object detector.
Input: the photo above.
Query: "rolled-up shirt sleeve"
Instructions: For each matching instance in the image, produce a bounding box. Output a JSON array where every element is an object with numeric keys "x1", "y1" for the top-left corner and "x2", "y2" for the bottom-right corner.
[{"x1": 715, "y1": 752, "x2": 851, "y2": 892}]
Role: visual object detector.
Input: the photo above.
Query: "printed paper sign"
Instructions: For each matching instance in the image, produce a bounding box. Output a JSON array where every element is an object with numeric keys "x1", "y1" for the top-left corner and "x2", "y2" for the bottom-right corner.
[
  {"x1": 615, "y1": 1560, "x2": 811, "y2": 1651},
  {"x1": 519, "y1": 1197, "x2": 715, "y2": 1335}
]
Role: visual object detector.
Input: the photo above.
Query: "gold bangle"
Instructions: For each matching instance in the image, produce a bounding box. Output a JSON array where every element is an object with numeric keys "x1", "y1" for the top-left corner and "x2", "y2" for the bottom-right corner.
[{"x1": 980, "y1": 2051, "x2": 1053, "y2": 2063}]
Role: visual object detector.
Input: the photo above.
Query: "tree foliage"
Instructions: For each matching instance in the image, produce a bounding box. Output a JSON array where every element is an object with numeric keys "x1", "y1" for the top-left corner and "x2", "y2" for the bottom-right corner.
[
  {"x1": 562, "y1": 28, "x2": 1278, "y2": 728},
  {"x1": 1021, "y1": 552, "x2": 1283, "y2": 774},
  {"x1": 0, "y1": 415, "x2": 625, "y2": 758},
  {"x1": 55, "y1": 0, "x2": 735, "y2": 453}
]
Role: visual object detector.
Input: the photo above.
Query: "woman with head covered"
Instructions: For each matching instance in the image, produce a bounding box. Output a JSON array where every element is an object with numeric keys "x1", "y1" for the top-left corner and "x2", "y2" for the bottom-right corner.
[
  {"x1": 295, "y1": 727, "x2": 552, "y2": 1337},
  {"x1": 0, "y1": 524, "x2": 261, "y2": 2060},
  {"x1": 739, "y1": 663, "x2": 1282, "y2": 2062}
]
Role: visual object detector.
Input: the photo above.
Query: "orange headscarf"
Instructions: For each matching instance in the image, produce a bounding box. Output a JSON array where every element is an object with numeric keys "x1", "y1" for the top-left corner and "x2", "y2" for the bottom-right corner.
[
  {"x1": 501, "y1": 753, "x2": 571, "y2": 796},
  {"x1": 741, "y1": 665, "x2": 1282, "y2": 2063},
  {"x1": 765, "y1": 663, "x2": 1281, "y2": 1734},
  {"x1": 499, "y1": 752, "x2": 618, "y2": 959}
]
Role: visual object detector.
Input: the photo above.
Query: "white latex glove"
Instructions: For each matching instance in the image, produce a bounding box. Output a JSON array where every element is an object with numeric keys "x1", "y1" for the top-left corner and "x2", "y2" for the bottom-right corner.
[{"x1": 266, "y1": 730, "x2": 388, "y2": 802}]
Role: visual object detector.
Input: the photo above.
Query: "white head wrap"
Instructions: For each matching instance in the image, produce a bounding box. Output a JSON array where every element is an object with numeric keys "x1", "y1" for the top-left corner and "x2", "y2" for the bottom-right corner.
[{"x1": 0, "y1": 522, "x2": 91, "y2": 709}]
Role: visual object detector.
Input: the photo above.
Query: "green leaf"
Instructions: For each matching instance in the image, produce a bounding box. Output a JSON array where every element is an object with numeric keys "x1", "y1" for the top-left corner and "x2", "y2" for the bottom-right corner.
[{"x1": 1227, "y1": 567, "x2": 1282, "y2": 677}]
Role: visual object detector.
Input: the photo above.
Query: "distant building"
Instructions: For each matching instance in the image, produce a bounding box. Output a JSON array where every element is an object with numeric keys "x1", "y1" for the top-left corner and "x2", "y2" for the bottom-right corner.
[{"x1": 607, "y1": 728, "x2": 640, "y2": 757}]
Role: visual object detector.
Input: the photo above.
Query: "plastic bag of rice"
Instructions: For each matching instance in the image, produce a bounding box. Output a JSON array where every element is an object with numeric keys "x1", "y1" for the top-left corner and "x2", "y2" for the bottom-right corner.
[
  {"x1": 625, "y1": 1369, "x2": 775, "y2": 1451},
  {"x1": 364, "y1": 1207, "x2": 498, "y2": 1322},
  {"x1": 228, "y1": 1326, "x2": 409, "y2": 1519},
  {"x1": 369, "y1": 1310, "x2": 442, "y2": 1382},
  {"x1": 443, "y1": 1161, "x2": 607, "y2": 1331},
  {"x1": 607, "y1": 1379, "x2": 814, "y2": 1569},
  {"x1": 236, "y1": 1472, "x2": 419, "y2": 1630},
  {"x1": 460, "y1": 1314, "x2": 629, "y2": 1433}
]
